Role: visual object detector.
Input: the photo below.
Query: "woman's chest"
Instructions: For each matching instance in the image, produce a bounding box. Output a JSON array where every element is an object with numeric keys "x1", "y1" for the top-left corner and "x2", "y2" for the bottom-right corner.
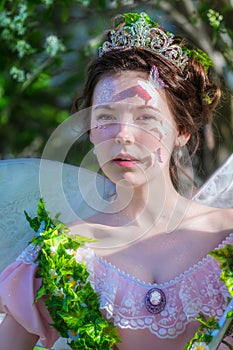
[
  {"x1": 97, "y1": 229, "x2": 228, "y2": 285},
  {"x1": 91, "y1": 249, "x2": 229, "y2": 343}
]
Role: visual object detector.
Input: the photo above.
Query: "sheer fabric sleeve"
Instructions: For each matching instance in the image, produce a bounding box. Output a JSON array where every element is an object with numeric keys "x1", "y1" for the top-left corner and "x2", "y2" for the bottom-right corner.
[{"x1": 0, "y1": 257, "x2": 59, "y2": 348}]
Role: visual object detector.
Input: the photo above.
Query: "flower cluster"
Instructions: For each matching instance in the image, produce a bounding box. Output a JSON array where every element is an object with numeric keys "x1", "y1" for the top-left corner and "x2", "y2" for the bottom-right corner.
[
  {"x1": 25, "y1": 199, "x2": 121, "y2": 349},
  {"x1": 0, "y1": 2, "x2": 33, "y2": 77},
  {"x1": 0, "y1": 2, "x2": 66, "y2": 84},
  {"x1": 207, "y1": 9, "x2": 223, "y2": 31},
  {"x1": 45, "y1": 35, "x2": 65, "y2": 58},
  {"x1": 10, "y1": 66, "x2": 27, "y2": 83}
]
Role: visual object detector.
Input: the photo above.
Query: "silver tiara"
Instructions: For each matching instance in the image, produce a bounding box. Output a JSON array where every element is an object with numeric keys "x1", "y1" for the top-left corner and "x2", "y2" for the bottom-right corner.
[{"x1": 98, "y1": 12, "x2": 188, "y2": 70}]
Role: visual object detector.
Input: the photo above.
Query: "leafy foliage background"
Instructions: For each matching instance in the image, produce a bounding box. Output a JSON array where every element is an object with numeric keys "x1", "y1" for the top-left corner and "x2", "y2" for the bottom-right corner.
[{"x1": 0, "y1": 0, "x2": 232, "y2": 183}]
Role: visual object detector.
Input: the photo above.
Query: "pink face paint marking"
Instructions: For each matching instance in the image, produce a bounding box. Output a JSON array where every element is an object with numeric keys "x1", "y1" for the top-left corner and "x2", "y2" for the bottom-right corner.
[
  {"x1": 94, "y1": 123, "x2": 107, "y2": 130},
  {"x1": 150, "y1": 148, "x2": 163, "y2": 167},
  {"x1": 150, "y1": 120, "x2": 170, "y2": 141},
  {"x1": 149, "y1": 66, "x2": 168, "y2": 89},
  {"x1": 112, "y1": 85, "x2": 152, "y2": 104},
  {"x1": 157, "y1": 148, "x2": 163, "y2": 163}
]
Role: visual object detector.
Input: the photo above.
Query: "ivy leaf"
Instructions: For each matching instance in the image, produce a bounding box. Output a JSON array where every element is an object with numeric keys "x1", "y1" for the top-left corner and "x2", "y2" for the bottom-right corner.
[
  {"x1": 195, "y1": 313, "x2": 219, "y2": 329},
  {"x1": 183, "y1": 313, "x2": 218, "y2": 349},
  {"x1": 183, "y1": 47, "x2": 213, "y2": 72},
  {"x1": 25, "y1": 198, "x2": 120, "y2": 349},
  {"x1": 209, "y1": 244, "x2": 233, "y2": 298}
]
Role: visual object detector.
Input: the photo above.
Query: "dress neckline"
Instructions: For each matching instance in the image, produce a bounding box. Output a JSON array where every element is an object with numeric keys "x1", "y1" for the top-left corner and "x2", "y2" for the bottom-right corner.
[{"x1": 95, "y1": 232, "x2": 233, "y2": 289}]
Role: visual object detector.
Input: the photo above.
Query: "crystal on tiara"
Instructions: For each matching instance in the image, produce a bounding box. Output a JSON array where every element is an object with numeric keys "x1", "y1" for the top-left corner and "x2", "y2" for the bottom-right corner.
[{"x1": 98, "y1": 12, "x2": 188, "y2": 70}]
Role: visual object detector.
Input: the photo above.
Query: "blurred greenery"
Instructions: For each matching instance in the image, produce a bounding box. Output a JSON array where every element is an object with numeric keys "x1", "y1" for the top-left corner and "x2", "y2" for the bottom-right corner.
[{"x1": 0, "y1": 0, "x2": 232, "y2": 181}]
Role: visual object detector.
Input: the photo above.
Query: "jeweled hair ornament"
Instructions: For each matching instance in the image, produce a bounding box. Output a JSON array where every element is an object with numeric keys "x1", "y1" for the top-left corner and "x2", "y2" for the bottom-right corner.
[{"x1": 98, "y1": 12, "x2": 213, "y2": 72}]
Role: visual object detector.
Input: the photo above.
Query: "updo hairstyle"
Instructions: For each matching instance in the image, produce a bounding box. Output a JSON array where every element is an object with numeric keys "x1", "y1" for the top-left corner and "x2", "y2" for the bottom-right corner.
[{"x1": 73, "y1": 25, "x2": 221, "y2": 189}]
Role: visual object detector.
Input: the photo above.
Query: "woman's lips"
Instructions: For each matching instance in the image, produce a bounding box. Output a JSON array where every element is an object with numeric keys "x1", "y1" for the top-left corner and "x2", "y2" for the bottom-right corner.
[{"x1": 113, "y1": 154, "x2": 138, "y2": 167}]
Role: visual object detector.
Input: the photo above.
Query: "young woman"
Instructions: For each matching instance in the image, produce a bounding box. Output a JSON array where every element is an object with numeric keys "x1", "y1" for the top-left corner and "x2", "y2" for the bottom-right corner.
[{"x1": 0, "y1": 12, "x2": 232, "y2": 350}]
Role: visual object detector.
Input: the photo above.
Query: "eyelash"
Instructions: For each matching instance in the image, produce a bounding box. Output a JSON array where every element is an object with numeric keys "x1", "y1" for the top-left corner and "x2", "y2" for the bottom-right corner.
[
  {"x1": 136, "y1": 115, "x2": 157, "y2": 121},
  {"x1": 95, "y1": 114, "x2": 159, "y2": 124},
  {"x1": 96, "y1": 114, "x2": 116, "y2": 121}
]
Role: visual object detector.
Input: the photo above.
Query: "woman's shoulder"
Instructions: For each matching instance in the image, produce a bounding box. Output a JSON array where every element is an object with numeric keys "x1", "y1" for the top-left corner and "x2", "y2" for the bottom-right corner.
[
  {"x1": 182, "y1": 201, "x2": 233, "y2": 250},
  {"x1": 68, "y1": 215, "x2": 111, "y2": 239}
]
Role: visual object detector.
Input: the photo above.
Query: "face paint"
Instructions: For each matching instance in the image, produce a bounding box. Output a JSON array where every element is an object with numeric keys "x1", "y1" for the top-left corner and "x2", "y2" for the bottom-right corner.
[
  {"x1": 112, "y1": 85, "x2": 152, "y2": 104},
  {"x1": 94, "y1": 123, "x2": 107, "y2": 130},
  {"x1": 94, "y1": 79, "x2": 116, "y2": 105},
  {"x1": 149, "y1": 66, "x2": 168, "y2": 89},
  {"x1": 94, "y1": 77, "x2": 154, "y2": 106},
  {"x1": 137, "y1": 66, "x2": 168, "y2": 105},
  {"x1": 149, "y1": 119, "x2": 170, "y2": 141},
  {"x1": 150, "y1": 148, "x2": 163, "y2": 167},
  {"x1": 91, "y1": 73, "x2": 177, "y2": 170},
  {"x1": 141, "y1": 148, "x2": 163, "y2": 168}
]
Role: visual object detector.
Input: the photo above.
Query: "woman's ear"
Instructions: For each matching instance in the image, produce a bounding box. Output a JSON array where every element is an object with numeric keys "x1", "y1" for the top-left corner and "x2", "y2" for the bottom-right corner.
[{"x1": 174, "y1": 127, "x2": 190, "y2": 147}]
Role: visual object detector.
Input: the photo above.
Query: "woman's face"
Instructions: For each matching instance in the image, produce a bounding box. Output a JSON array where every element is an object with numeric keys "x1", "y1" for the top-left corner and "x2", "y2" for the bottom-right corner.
[{"x1": 90, "y1": 71, "x2": 179, "y2": 187}]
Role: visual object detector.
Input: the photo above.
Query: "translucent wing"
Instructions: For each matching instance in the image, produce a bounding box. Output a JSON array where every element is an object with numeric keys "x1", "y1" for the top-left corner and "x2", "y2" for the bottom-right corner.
[
  {"x1": 0, "y1": 154, "x2": 232, "y2": 272},
  {"x1": 0, "y1": 155, "x2": 232, "y2": 349},
  {"x1": 192, "y1": 154, "x2": 233, "y2": 208},
  {"x1": 0, "y1": 158, "x2": 115, "y2": 273},
  {"x1": 192, "y1": 154, "x2": 233, "y2": 349}
]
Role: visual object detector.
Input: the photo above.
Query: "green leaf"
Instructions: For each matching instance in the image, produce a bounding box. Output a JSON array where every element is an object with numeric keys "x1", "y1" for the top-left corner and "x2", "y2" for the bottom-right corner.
[
  {"x1": 183, "y1": 47, "x2": 213, "y2": 71},
  {"x1": 123, "y1": 12, "x2": 157, "y2": 28},
  {"x1": 27, "y1": 199, "x2": 120, "y2": 349}
]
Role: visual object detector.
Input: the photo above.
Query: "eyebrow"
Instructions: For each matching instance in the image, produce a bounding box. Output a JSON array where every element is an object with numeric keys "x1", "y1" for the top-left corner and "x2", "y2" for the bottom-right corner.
[
  {"x1": 92, "y1": 104, "x2": 161, "y2": 113},
  {"x1": 92, "y1": 105, "x2": 115, "y2": 111}
]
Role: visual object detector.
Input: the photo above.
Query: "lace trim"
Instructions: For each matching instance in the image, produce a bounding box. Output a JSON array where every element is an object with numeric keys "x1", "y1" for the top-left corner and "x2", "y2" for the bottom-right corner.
[
  {"x1": 96, "y1": 231, "x2": 233, "y2": 288},
  {"x1": 90, "y1": 234, "x2": 233, "y2": 339},
  {"x1": 16, "y1": 233, "x2": 233, "y2": 339},
  {"x1": 93, "y1": 256, "x2": 229, "y2": 339}
]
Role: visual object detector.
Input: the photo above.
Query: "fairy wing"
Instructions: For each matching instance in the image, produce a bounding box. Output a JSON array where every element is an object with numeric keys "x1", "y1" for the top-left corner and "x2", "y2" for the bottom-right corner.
[
  {"x1": 0, "y1": 155, "x2": 232, "y2": 349},
  {"x1": 0, "y1": 154, "x2": 232, "y2": 273},
  {"x1": 0, "y1": 158, "x2": 115, "y2": 273},
  {"x1": 192, "y1": 154, "x2": 233, "y2": 208}
]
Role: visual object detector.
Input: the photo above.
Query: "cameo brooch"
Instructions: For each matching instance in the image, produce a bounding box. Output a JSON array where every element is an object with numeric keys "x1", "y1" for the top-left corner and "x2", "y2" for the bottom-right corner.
[{"x1": 145, "y1": 287, "x2": 166, "y2": 314}]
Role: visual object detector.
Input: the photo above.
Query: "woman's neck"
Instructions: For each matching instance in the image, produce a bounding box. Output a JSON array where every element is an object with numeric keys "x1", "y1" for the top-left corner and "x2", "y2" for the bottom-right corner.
[{"x1": 112, "y1": 175, "x2": 189, "y2": 230}]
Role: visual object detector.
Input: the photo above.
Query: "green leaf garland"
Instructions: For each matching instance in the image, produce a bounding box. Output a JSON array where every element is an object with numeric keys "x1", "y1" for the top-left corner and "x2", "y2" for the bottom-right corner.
[{"x1": 25, "y1": 198, "x2": 121, "y2": 350}]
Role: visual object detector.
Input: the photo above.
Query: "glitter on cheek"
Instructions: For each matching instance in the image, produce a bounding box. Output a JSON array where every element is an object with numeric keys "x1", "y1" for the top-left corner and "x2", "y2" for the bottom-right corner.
[
  {"x1": 94, "y1": 123, "x2": 107, "y2": 130},
  {"x1": 91, "y1": 122, "x2": 119, "y2": 143}
]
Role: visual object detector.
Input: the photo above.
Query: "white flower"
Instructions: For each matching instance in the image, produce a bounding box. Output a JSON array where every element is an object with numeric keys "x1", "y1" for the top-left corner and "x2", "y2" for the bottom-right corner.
[
  {"x1": 190, "y1": 341, "x2": 210, "y2": 350},
  {"x1": 45, "y1": 35, "x2": 65, "y2": 57},
  {"x1": 42, "y1": 0, "x2": 54, "y2": 6},
  {"x1": 50, "y1": 245, "x2": 58, "y2": 254},
  {"x1": 49, "y1": 269, "x2": 58, "y2": 279},
  {"x1": 0, "y1": 11, "x2": 11, "y2": 27},
  {"x1": 10, "y1": 66, "x2": 26, "y2": 83},
  {"x1": 66, "y1": 249, "x2": 76, "y2": 256},
  {"x1": 15, "y1": 39, "x2": 32, "y2": 58},
  {"x1": 54, "y1": 287, "x2": 66, "y2": 298}
]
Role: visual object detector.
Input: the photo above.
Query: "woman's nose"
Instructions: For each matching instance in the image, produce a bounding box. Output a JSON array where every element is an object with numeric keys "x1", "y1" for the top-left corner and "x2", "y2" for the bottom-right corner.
[{"x1": 114, "y1": 122, "x2": 135, "y2": 145}]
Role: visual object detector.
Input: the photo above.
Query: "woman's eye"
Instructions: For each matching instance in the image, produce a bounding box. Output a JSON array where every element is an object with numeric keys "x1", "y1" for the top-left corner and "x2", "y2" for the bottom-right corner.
[
  {"x1": 97, "y1": 114, "x2": 116, "y2": 122},
  {"x1": 137, "y1": 115, "x2": 155, "y2": 121}
]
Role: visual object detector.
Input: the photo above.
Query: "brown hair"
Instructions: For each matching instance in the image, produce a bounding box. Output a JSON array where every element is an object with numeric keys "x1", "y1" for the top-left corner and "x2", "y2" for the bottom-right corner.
[{"x1": 72, "y1": 47, "x2": 221, "y2": 189}]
